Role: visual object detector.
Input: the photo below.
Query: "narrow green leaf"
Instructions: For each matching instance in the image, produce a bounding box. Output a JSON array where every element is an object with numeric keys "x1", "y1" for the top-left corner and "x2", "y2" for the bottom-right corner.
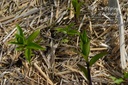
[
  {"x1": 124, "y1": 72, "x2": 128, "y2": 79},
  {"x1": 77, "y1": 64, "x2": 89, "y2": 80},
  {"x1": 72, "y1": 0, "x2": 77, "y2": 11},
  {"x1": 16, "y1": 46, "x2": 25, "y2": 51},
  {"x1": 55, "y1": 23, "x2": 76, "y2": 35},
  {"x1": 56, "y1": 28, "x2": 79, "y2": 35},
  {"x1": 25, "y1": 48, "x2": 32, "y2": 63},
  {"x1": 16, "y1": 24, "x2": 24, "y2": 37},
  {"x1": 83, "y1": 55, "x2": 88, "y2": 62},
  {"x1": 55, "y1": 27, "x2": 68, "y2": 34},
  {"x1": 89, "y1": 52, "x2": 107, "y2": 66},
  {"x1": 67, "y1": 29, "x2": 80, "y2": 35},
  {"x1": 114, "y1": 78, "x2": 124, "y2": 84},
  {"x1": 110, "y1": 76, "x2": 117, "y2": 81},
  {"x1": 15, "y1": 33, "x2": 25, "y2": 44},
  {"x1": 61, "y1": 38, "x2": 69, "y2": 43},
  {"x1": 35, "y1": 38, "x2": 43, "y2": 44},
  {"x1": 27, "y1": 29, "x2": 40, "y2": 43},
  {"x1": 9, "y1": 41, "x2": 23, "y2": 45},
  {"x1": 82, "y1": 40, "x2": 90, "y2": 57},
  {"x1": 80, "y1": 30, "x2": 90, "y2": 62},
  {"x1": 26, "y1": 42, "x2": 45, "y2": 50},
  {"x1": 9, "y1": 39, "x2": 16, "y2": 43},
  {"x1": 110, "y1": 76, "x2": 124, "y2": 84},
  {"x1": 80, "y1": 30, "x2": 89, "y2": 43},
  {"x1": 72, "y1": 0, "x2": 83, "y2": 20},
  {"x1": 67, "y1": 23, "x2": 74, "y2": 29},
  {"x1": 80, "y1": 42, "x2": 88, "y2": 62},
  {"x1": 10, "y1": 25, "x2": 25, "y2": 45},
  {"x1": 76, "y1": 2, "x2": 81, "y2": 19}
]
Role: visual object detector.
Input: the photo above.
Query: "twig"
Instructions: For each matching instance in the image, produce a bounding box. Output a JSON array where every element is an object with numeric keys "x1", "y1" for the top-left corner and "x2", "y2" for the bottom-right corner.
[
  {"x1": 2, "y1": 27, "x2": 17, "y2": 43},
  {"x1": 116, "y1": 0, "x2": 128, "y2": 69},
  {"x1": 108, "y1": 0, "x2": 127, "y2": 69}
]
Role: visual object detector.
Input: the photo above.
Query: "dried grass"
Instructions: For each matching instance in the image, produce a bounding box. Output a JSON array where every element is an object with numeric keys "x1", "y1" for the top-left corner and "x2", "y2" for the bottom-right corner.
[{"x1": 0, "y1": 0, "x2": 128, "y2": 85}]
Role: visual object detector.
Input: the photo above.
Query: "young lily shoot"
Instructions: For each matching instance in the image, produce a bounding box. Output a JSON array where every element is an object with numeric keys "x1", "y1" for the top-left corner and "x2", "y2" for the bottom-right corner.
[
  {"x1": 77, "y1": 30, "x2": 107, "y2": 85},
  {"x1": 10, "y1": 25, "x2": 45, "y2": 63}
]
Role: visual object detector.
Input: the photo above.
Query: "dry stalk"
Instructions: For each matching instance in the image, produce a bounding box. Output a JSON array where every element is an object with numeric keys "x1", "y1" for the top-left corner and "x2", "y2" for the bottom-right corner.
[
  {"x1": 116, "y1": 0, "x2": 128, "y2": 69},
  {"x1": 108, "y1": 0, "x2": 128, "y2": 69},
  {"x1": 33, "y1": 63, "x2": 54, "y2": 85}
]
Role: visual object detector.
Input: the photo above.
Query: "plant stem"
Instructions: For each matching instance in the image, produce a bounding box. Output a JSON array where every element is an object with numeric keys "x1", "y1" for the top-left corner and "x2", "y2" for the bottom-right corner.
[
  {"x1": 87, "y1": 62, "x2": 92, "y2": 85},
  {"x1": 74, "y1": 13, "x2": 78, "y2": 24}
]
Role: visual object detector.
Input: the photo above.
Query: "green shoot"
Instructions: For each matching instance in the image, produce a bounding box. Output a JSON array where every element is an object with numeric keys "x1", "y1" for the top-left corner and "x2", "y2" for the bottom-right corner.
[
  {"x1": 110, "y1": 76, "x2": 124, "y2": 84},
  {"x1": 110, "y1": 72, "x2": 128, "y2": 84},
  {"x1": 55, "y1": 23, "x2": 79, "y2": 36},
  {"x1": 9, "y1": 24, "x2": 45, "y2": 63},
  {"x1": 77, "y1": 30, "x2": 106, "y2": 85},
  {"x1": 124, "y1": 72, "x2": 128, "y2": 79},
  {"x1": 55, "y1": 23, "x2": 79, "y2": 43},
  {"x1": 72, "y1": 0, "x2": 83, "y2": 23}
]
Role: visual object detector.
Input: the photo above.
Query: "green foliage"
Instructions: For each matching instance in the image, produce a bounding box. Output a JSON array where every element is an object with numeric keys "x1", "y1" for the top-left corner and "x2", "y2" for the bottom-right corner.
[
  {"x1": 72, "y1": 0, "x2": 83, "y2": 21},
  {"x1": 77, "y1": 30, "x2": 106, "y2": 84},
  {"x1": 55, "y1": 23, "x2": 79, "y2": 44},
  {"x1": 61, "y1": 38, "x2": 69, "y2": 43},
  {"x1": 10, "y1": 25, "x2": 45, "y2": 63},
  {"x1": 77, "y1": 64, "x2": 89, "y2": 80},
  {"x1": 80, "y1": 30, "x2": 90, "y2": 62},
  {"x1": 124, "y1": 72, "x2": 128, "y2": 79},
  {"x1": 27, "y1": 29, "x2": 40, "y2": 43},
  {"x1": 110, "y1": 76, "x2": 124, "y2": 84},
  {"x1": 56, "y1": 25, "x2": 105, "y2": 84},
  {"x1": 55, "y1": 23, "x2": 79, "y2": 36},
  {"x1": 16, "y1": 25, "x2": 25, "y2": 44},
  {"x1": 89, "y1": 52, "x2": 107, "y2": 67},
  {"x1": 110, "y1": 72, "x2": 128, "y2": 84},
  {"x1": 25, "y1": 48, "x2": 32, "y2": 63}
]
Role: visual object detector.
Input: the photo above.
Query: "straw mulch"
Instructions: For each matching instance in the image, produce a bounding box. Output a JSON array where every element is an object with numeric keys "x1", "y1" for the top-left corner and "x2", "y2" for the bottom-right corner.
[{"x1": 0, "y1": 0, "x2": 128, "y2": 85}]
